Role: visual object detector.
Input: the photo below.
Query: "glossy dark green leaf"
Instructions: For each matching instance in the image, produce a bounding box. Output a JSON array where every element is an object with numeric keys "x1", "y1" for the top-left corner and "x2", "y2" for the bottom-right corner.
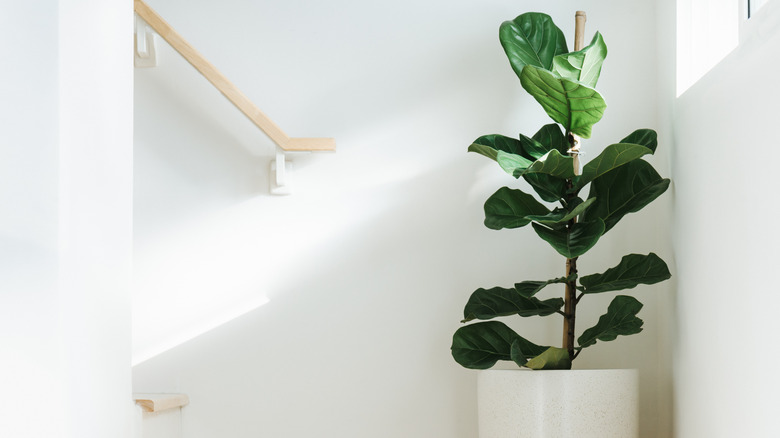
[
  {"x1": 510, "y1": 340, "x2": 528, "y2": 367},
  {"x1": 462, "y1": 286, "x2": 564, "y2": 322},
  {"x1": 496, "y1": 151, "x2": 534, "y2": 176},
  {"x1": 517, "y1": 133, "x2": 550, "y2": 160},
  {"x1": 532, "y1": 220, "x2": 605, "y2": 258},
  {"x1": 483, "y1": 187, "x2": 549, "y2": 230},
  {"x1": 499, "y1": 12, "x2": 568, "y2": 75},
  {"x1": 514, "y1": 275, "x2": 574, "y2": 296},
  {"x1": 578, "y1": 295, "x2": 644, "y2": 348},
  {"x1": 468, "y1": 134, "x2": 528, "y2": 161},
  {"x1": 575, "y1": 143, "x2": 653, "y2": 190},
  {"x1": 451, "y1": 321, "x2": 548, "y2": 369},
  {"x1": 552, "y1": 32, "x2": 607, "y2": 88},
  {"x1": 620, "y1": 129, "x2": 658, "y2": 153},
  {"x1": 532, "y1": 123, "x2": 569, "y2": 155},
  {"x1": 580, "y1": 253, "x2": 671, "y2": 294},
  {"x1": 523, "y1": 173, "x2": 568, "y2": 203},
  {"x1": 581, "y1": 159, "x2": 670, "y2": 233},
  {"x1": 520, "y1": 66, "x2": 606, "y2": 138},
  {"x1": 525, "y1": 346, "x2": 572, "y2": 370},
  {"x1": 514, "y1": 149, "x2": 576, "y2": 179},
  {"x1": 525, "y1": 197, "x2": 596, "y2": 227}
]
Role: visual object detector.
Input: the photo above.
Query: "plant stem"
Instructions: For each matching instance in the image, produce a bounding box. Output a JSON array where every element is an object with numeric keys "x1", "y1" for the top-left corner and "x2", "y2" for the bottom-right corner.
[
  {"x1": 562, "y1": 11, "x2": 587, "y2": 367},
  {"x1": 563, "y1": 252, "x2": 578, "y2": 362},
  {"x1": 563, "y1": 129, "x2": 582, "y2": 365}
]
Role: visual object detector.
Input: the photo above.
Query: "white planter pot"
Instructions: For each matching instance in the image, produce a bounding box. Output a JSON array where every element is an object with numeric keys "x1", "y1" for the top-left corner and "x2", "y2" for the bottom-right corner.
[{"x1": 478, "y1": 369, "x2": 638, "y2": 438}]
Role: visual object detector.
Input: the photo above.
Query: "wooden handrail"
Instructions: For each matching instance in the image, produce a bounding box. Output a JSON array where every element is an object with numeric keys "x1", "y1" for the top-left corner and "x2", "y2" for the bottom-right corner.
[{"x1": 134, "y1": 0, "x2": 335, "y2": 152}]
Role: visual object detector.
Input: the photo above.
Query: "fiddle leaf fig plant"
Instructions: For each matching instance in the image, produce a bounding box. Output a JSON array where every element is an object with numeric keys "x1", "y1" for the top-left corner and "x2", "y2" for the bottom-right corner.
[{"x1": 451, "y1": 12, "x2": 671, "y2": 370}]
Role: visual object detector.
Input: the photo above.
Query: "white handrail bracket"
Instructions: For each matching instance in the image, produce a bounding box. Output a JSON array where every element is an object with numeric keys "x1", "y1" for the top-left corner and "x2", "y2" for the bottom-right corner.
[
  {"x1": 135, "y1": 15, "x2": 157, "y2": 68},
  {"x1": 269, "y1": 148, "x2": 293, "y2": 195}
]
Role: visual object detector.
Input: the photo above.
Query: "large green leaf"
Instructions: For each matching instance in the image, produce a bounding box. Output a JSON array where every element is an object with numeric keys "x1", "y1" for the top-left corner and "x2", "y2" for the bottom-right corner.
[
  {"x1": 552, "y1": 32, "x2": 607, "y2": 88},
  {"x1": 462, "y1": 286, "x2": 564, "y2": 322},
  {"x1": 525, "y1": 346, "x2": 572, "y2": 370},
  {"x1": 517, "y1": 132, "x2": 550, "y2": 160},
  {"x1": 483, "y1": 187, "x2": 549, "y2": 230},
  {"x1": 514, "y1": 149, "x2": 576, "y2": 179},
  {"x1": 452, "y1": 321, "x2": 548, "y2": 369},
  {"x1": 525, "y1": 197, "x2": 596, "y2": 228},
  {"x1": 510, "y1": 340, "x2": 529, "y2": 367},
  {"x1": 499, "y1": 13, "x2": 568, "y2": 75},
  {"x1": 523, "y1": 125, "x2": 570, "y2": 202},
  {"x1": 532, "y1": 220, "x2": 605, "y2": 258},
  {"x1": 620, "y1": 129, "x2": 658, "y2": 153},
  {"x1": 514, "y1": 275, "x2": 574, "y2": 296},
  {"x1": 532, "y1": 123, "x2": 569, "y2": 155},
  {"x1": 575, "y1": 143, "x2": 653, "y2": 190},
  {"x1": 468, "y1": 134, "x2": 530, "y2": 162},
  {"x1": 581, "y1": 159, "x2": 670, "y2": 233},
  {"x1": 578, "y1": 295, "x2": 644, "y2": 348},
  {"x1": 580, "y1": 253, "x2": 671, "y2": 294},
  {"x1": 523, "y1": 173, "x2": 568, "y2": 203},
  {"x1": 515, "y1": 274, "x2": 577, "y2": 297},
  {"x1": 496, "y1": 151, "x2": 533, "y2": 176},
  {"x1": 520, "y1": 66, "x2": 606, "y2": 138}
]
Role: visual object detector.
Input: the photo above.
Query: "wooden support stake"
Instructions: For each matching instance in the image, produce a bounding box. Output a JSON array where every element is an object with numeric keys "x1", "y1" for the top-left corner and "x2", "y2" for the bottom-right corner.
[
  {"x1": 569, "y1": 10, "x2": 587, "y2": 174},
  {"x1": 562, "y1": 10, "x2": 588, "y2": 361},
  {"x1": 574, "y1": 11, "x2": 587, "y2": 51}
]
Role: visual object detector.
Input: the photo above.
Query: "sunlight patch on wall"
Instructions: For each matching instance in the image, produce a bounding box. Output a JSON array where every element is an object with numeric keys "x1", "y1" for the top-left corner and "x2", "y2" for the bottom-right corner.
[
  {"x1": 131, "y1": 162, "x2": 411, "y2": 365},
  {"x1": 132, "y1": 294, "x2": 269, "y2": 366},
  {"x1": 676, "y1": 0, "x2": 739, "y2": 96}
]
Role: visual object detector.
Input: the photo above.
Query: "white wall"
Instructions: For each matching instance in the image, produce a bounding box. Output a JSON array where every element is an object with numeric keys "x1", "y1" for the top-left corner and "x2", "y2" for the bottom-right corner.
[
  {"x1": 0, "y1": 3, "x2": 62, "y2": 436},
  {"x1": 132, "y1": 1, "x2": 672, "y2": 437},
  {"x1": 671, "y1": 2, "x2": 780, "y2": 437},
  {"x1": 0, "y1": 1, "x2": 133, "y2": 437}
]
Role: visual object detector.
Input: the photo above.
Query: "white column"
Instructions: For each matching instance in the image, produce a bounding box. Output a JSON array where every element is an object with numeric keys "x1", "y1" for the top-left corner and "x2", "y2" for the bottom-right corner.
[
  {"x1": 0, "y1": 1, "x2": 133, "y2": 437},
  {"x1": 58, "y1": 0, "x2": 134, "y2": 437}
]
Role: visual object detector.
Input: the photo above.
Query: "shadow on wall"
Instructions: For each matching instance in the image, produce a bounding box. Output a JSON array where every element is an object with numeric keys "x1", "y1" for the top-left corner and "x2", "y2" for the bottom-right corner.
[
  {"x1": 131, "y1": 5, "x2": 596, "y2": 435},
  {"x1": 132, "y1": 152, "x2": 565, "y2": 438},
  {"x1": 131, "y1": 21, "x2": 529, "y2": 364}
]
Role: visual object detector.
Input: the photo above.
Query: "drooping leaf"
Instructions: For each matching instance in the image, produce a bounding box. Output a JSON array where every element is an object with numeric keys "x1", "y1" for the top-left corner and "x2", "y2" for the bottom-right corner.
[
  {"x1": 520, "y1": 66, "x2": 606, "y2": 138},
  {"x1": 499, "y1": 12, "x2": 568, "y2": 75},
  {"x1": 510, "y1": 339, "x2": 529, "y2": 367},
  {"x1": 580, "y1": 253, "x2": 671, "y2": 294},
  {"x1": 468, "y1": 134, "x2": 530, "y2": 162},
  {"x1": 496, "y1": 151, "x2": 534, "y2": 176},
  {"x1": 581, "y1": 159, "x2": 670, "y2": 233},
  {"x1": 532, "y1": 123, "x2": 569, "y2": 155},
  {"x1": 514, "y1": 275, "x2": 574, "y2": 296},
  {"x1": 620, "y1": 129, "x2": 658, "y2": 153},
  {"x1": 532, "y1": 219, "x2": 605, "y2": 258},
  {"x1": 517, "y1": 132, "x2": 551, "y2": 160},
  {"x1": 525, "y1": 197, "x2": 596, "y2": 227},
  {"x1": 483, "y1": 187, "x2": 550, "y2": 230},
  {"x1": 462, "y1": 286, "x2": 564, "y2": 322},
  {"x1": 523, "y1": 173, "x2": 568, "y2": 203},
  {"x1": 552, "y1": 32, "x2": 607, "y2": 88},
  {"x1": 575, "y1": 143, "x2": 653, "y2": 190},
  {"x1": 522, "y1": 124, "x2": 571, "y2": 201},
  {"x1": 525, "y1": 346, "x2": 572, "y2": 370},
  {"x1": 578, "y1": 295, "x2": 644, "y2": 348},
  {"x1": 514, "y1": 149, "x2": 576, "y2": 179},
  {"x1": 451, "y1": 321, "x2": 548, "y2": 369}
]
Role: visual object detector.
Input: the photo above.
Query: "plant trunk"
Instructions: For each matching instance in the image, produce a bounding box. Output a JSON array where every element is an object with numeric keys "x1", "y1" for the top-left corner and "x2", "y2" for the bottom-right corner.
[
  {"x1": 561, "y1": 9, "x2": 587, "y2": 366},
  {"x1": 563, "y1": 254, "x2": 578, "y2": 362}
]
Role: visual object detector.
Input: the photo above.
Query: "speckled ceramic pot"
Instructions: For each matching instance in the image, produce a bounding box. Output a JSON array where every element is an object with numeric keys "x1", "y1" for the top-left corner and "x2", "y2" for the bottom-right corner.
[{"x1": 478, "y1": 369, "x2": 638, "y2": 438}]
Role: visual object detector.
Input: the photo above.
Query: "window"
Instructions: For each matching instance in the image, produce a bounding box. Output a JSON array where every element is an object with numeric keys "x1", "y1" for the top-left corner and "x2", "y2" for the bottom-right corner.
[
  {"x1": 676, "y1": 0, "x2": 739, "y2": 96},
  {"x1": 749, "y1": 0, "x2": 770, "y2": 18}
]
